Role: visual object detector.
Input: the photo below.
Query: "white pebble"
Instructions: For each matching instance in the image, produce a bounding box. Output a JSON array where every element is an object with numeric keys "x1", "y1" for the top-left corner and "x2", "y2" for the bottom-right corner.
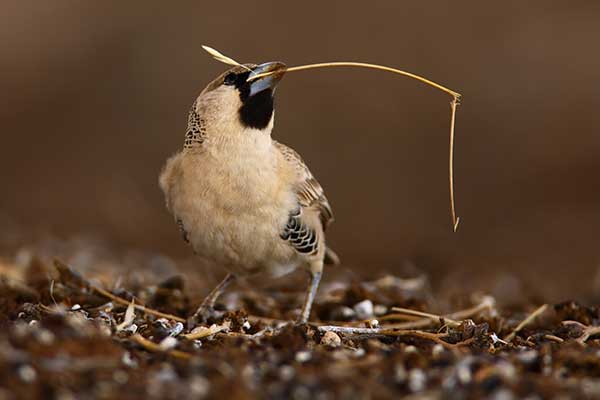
[
  {"x1": 394, "y1": 363, "x2": 407, "y2": 383},
  {"x1": 242, "y1": 321, "x2": 251, "y2": 331},
  {"x1": 457, "y1": 363, "x2": 472, "y2": 384},
  {"x1": 353, "y1": 300, "x2": 374, "y2": 320},
  {"x1": 373, "y1": 304, "x2": 388, "y2": 316},
  {"x1": 18, "y1": 365, "x2": 36, "y2": 383},
  {"x1": 295, "y1": 351, "x2": 311, "y2": 363},
  {"x1": 404, "y1": 345, "x2": 418, "y2": 354},
  {"x1": 279, "y1": 365, "x2": 295, "y2": 381},
  {"x1": 408, "y1": 369, "x2": 426, "y2": 392},
  {"x1": 189, "y1": 375, "x2": 210, "y2": 397},
  {"x1": 339, "y1": 306, "x2": 356, "y2": 319},
  {"x1": 121, "y1": 351, "x2": 138, "y2": 368},
  {"x1": 353, "y1": 348, "x2": 366, "y2": 357},
  {"x1": 517, "y1": 350, "x2": 538, "y2": 364},
  {"x1": 159, "y1": 336, "x2": 178, "y2": 350},
  {"x1": 37, "y1": 329, "x2": 55, "y2": 345},
  {"x1": 432, "y1": 343, "x2": 445, "y2": 357},
  {"x1": 169, "y1": 322, "x2": 184, "y2": 337}
]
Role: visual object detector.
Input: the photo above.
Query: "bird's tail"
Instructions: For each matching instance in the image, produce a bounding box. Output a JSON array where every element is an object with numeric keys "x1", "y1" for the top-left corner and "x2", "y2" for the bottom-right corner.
[{"x1": 324, "y1": 246, "x2": 340, "y2": 266}]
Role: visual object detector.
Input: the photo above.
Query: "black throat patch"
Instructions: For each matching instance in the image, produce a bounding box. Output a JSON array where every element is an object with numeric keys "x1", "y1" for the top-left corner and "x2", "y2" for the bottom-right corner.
[{"x1": 239, "y1": 89, "x2": 274, "y2": 130}]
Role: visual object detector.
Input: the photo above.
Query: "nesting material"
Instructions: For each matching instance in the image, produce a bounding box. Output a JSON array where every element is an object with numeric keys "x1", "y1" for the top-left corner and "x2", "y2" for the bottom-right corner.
[{"x1": 203, "y1": 45, "x2": 463, "y2": 231}]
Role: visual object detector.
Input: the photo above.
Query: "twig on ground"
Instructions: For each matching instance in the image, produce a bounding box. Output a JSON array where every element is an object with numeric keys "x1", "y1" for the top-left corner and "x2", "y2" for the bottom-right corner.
[
  {"x1": 504, "y1": 304, "x2": 548, "y2": 342},
  {"x1": 562, "y1": 320, "x2": 600, "y2": 345},
  {"x1": 543, "y1": 334, "x2": 564, "y2": 343},
  {"x1": 131, "y1": 334, "x2": 192, "y2": 359},
  {"x1": 182, "y1": 321, "x2": 231, "y2": 340},
  {"x1": 91, "y1": 284, "x2": 187, "y2": 323},
  {"x1": 54, "y1": 259, "x2": 186, "y2": 323},
  {"x1": 390, "y1": 306, "x2": 460, "y2": 327},
  {"x1": 382, "y1": 296, "x2": 496, "y2": 330},
  {"x1": 318, "y1": 325, "x2": 459, "y2": 349}
]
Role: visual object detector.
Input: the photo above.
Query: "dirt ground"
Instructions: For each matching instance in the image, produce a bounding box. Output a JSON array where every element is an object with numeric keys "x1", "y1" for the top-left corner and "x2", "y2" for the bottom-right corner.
[{"x1": 1, "y1": 241, "x2": 599, "y2": 400}]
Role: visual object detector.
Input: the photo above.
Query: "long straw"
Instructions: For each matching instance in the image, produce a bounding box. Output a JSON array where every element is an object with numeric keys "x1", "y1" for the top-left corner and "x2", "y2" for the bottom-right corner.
[{"x1": 203, "y1": 45, "x2": 462, "y2": 231}]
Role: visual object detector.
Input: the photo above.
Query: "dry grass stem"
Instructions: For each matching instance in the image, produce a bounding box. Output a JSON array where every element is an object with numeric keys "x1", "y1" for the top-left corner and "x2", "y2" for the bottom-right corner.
[
  {"x1": 54, "y1": 260, "x2": 187, "y2": 323},
  {"x1": 318, "y1": 325, "x2": 457, "y2": 349},
  {"x1": 182, "y1": 321, "x2": 231, "y2": 340},
  {"x1": 131, "y1": 334, "x2": 192, "y2": 359},
  {"x1": 202, "y1": 45, "x2": 463, "y2": 232},
  {"x1": 504, "y1": 304, "x2": 549, "y2": 342},
  {"x1": 449, "y1": 98, "x2": 460, "y2": 231},
  {"x1": 201, "y1": 45, "x2": 252, "y2": 71},
  {"x1": 543, "y1": 334, "x2": 564, "y2": 343},
  {"x1": 249, "y1": 62, "x2": 460, "y2": 98},
  {"x1": 383, "y1": 296, "x2": 496, "y2": 330},
  {"x1": 89, "y1": 282, "x2": 187, "y2": 323},
  {"x1": 562, "y1": 321, "x2": 600, "y2": 345},
  {"x1": 390, "y1": 306, "x2": 460, "y2": 326}
]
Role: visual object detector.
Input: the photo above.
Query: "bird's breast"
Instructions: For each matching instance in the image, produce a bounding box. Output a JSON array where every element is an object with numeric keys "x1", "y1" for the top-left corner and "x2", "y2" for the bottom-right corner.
[{"x1": 168, "y1": 144, "x2": 298, "y2": 273}]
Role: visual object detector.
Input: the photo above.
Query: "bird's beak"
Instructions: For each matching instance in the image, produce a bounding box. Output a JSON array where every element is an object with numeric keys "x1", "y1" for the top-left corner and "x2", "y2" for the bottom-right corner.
[{"x1": 248, "y1": 62, "x2": 287, "y2": 96}]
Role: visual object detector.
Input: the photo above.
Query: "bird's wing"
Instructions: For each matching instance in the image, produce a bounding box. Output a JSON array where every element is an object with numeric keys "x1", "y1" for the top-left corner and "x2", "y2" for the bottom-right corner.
[{"x1": 274, "y1": 141, "x2": 334, "y2": 231}]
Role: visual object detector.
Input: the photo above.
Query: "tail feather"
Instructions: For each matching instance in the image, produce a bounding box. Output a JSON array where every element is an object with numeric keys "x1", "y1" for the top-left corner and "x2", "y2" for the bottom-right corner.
[{"x1": 324, "y1": 246, "x2": 340, "y2": 266}]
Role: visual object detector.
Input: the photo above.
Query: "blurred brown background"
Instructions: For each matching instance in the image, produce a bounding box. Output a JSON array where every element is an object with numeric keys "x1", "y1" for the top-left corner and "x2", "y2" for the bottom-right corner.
[{"x1": 1, "y1": 1, "x2": 599, "y2": 300}]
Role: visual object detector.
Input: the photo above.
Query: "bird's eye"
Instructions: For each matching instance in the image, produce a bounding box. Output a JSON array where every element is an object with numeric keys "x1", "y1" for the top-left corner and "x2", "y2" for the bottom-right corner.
[{"x1": 223, "y1": 72, "x2": 237, "y2": 86}]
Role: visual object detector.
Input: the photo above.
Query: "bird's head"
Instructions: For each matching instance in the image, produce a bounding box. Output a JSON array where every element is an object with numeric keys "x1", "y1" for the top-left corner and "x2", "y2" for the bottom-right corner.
[{"x1": 189, "y1": 62, "x2": 286, "y2": 143}]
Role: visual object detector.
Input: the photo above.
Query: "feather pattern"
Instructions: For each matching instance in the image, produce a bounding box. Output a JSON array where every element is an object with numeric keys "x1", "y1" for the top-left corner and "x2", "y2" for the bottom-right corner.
[
  {"x1": 280, "y1": 208, "x2": 319, "y2": 255},
  {"x1": 274, "y1": 141, "x2": 334, "y2": 230}
]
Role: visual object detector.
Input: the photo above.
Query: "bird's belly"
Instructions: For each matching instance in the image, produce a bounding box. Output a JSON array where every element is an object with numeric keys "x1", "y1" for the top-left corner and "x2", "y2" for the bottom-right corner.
[{"x1": 173, "y1": 166, "x2": 299, "y2": 276}]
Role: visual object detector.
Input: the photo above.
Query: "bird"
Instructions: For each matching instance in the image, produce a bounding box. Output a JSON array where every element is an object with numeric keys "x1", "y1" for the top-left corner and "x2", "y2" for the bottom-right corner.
[{"x1": 159, "y1": 61, "x2": 339, "y2": 325}]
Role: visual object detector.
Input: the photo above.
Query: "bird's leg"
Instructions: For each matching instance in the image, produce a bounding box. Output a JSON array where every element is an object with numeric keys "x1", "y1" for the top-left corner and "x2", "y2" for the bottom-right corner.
[
  {"x1": 188, "y1": 273, "x2": 235, "y2": 328},
  {"x1": 297, "y1": 265, "x2": 323, "y2": 324}
]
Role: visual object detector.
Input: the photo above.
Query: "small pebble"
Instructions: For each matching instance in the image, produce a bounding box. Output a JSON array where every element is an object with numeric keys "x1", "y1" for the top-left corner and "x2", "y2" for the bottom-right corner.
[
  {"x1": 113, "y1": 370, "x2": 129, "y2": 384},
  {"x1": 242, "y1": 321, "x2": 251, "y2": 331},
  {"x1": 37, "y1": 329, "x2": 55, "y2": 345},
  {"x1": 71, "y1": 304, "x2": 81, "y2": 311},
  {"x1": 320, "y1": 331, "x2": 341, "y2": 347},
  {"x1": 169, "y1": 322, "x2": 184, "y2": 337},
  {"x1": 121, "y1": 351, "x2": 138, "y2": 368},
  {"x1": 516, "y1": 350, "x2": 538, "y2": 364},
  {"x1": 159, "y1": 336, "x2": 178, "y2": 350},
  {"x1": 408, "y1": 369, "x2": 426, "y2": 392},
  {"x1": 18, "y1": 365, "x2": 36, "y2": 383},
  {"x1": 373, "y1": 304, "x2": 388, "y2": 316},
  {"x1": 279, "y1": 365, "x2": 295, "y2": 381},
  {"x1": 295, "y1": 350, "x2": 311, "y2": 363},
  {"x1": 490, "y1": 389, "x2": 515, "y2": 400},
  {"x1": 404, "y1": 345, "x2": 418, "y2": 354},
  {"x1": 353, "y1": 300, "x2": 374, "y2": 320},
  {"x1": 353, "y1": 348, "x2": 366, "y2": 357},
  {"x1": 457, "y1": 364, "x2": 472, "y2": 384},
  {"x1": 432, "y1": 343, "x2": 445, "y2": 357},
  {"x1": 394, "y1": 363, "x2": 407, "y2": 383},
  {"x1": 339, "y1": 306, "x2": 356, "y2": 319},
  {"x1": 189, "y1": 375, "x2": 210, "y2": 397}
]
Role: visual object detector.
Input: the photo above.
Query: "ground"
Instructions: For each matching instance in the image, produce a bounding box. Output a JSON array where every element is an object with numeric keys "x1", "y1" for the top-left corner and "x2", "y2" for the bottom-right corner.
[{"x1": 1, "y1": 242, "x2": 599, "y2": 400}]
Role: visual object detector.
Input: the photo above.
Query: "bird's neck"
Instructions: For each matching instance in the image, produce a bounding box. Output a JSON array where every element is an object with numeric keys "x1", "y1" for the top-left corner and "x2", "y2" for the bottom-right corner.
[{"x1": 209, "y1": 127, "x2": 273, "y2": 156}]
